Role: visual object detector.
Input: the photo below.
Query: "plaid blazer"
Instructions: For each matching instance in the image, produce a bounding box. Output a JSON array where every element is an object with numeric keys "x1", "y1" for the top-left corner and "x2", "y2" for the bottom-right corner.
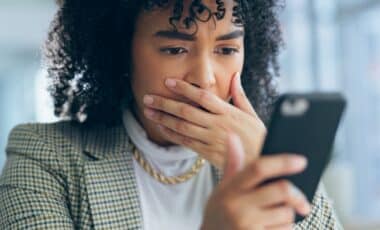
[{"x1": 0, "y1": 121, "x2": 343, "y2": 229}]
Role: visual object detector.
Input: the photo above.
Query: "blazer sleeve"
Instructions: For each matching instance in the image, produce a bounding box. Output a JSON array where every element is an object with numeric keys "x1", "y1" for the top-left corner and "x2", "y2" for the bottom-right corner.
[
  {"x1": 294, "y1": 182, "x2": 344, "y2": 229},
  {"x1": 0, "y1": 124, "x2": 74, "y2": 229}
]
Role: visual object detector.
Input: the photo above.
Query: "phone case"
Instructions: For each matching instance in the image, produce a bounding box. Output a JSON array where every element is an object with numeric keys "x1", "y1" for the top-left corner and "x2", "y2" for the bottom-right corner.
[{"x1": 261, "y1": 92, "x2": 346, "y2": 222}]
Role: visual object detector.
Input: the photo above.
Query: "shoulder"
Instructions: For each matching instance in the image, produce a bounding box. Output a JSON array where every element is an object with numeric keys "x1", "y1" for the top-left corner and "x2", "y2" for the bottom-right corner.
[
  {"x1": 4, "y1": 120, "x2": 123, "y2": 183},
  {"x1": 5, "y1": 120, "x2": 127, "y2": 164},
  {"x1": 4, "y1": 121, "x2": 92, "y2": 172},
  {"x1": 6, "y1": 121, "x2": 82, "y2": 156},
  {"x1": 7, "y1": 121, "x2": 80, "y2": 142},
  {"x1": 0, "y1": 122, "x2": 85, "y2": 228}
]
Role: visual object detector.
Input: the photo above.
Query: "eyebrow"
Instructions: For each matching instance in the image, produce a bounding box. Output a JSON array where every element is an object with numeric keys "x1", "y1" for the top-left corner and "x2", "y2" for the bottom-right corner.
[{"x1": 154, "y1": 30, "x2": 244, "y2": 41}]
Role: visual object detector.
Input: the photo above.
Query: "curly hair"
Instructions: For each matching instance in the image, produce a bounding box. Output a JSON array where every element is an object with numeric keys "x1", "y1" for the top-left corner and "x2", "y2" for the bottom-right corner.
[{"x1": 44, "y1": 0, "x2": 283, "y2": 126}]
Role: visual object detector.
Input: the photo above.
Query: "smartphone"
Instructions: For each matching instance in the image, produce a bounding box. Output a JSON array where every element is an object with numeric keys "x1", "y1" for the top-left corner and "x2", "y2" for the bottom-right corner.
[{"x1": 260, "y1": 93, "x2": 346, "y2": 222}]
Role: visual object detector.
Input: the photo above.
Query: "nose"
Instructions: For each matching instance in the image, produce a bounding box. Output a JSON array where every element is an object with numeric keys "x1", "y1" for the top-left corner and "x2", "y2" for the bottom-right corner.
[{"x1": 183, "y1": 54, "x2": 216, "y2": 90}]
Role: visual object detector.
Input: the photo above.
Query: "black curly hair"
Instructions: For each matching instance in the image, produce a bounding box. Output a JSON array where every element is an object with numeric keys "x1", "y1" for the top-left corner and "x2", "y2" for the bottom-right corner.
[{"x1": 45, "y1": 0, "x2": 283, "y2": 126}]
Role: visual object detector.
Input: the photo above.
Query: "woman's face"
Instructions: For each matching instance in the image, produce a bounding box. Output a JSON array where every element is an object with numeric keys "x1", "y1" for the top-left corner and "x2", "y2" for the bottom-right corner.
[{"x1": 130, "y1": 0, "x2": 244, "y2": 146}]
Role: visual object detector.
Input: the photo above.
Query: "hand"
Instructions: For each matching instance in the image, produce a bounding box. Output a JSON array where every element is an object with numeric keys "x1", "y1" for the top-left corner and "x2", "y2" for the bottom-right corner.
[
  {"x1": 201, "y1": 134, "x2": 312, "y2": 230},
  {"x1": 142, "y1": 72, "x2": 267, "y2": 169}
]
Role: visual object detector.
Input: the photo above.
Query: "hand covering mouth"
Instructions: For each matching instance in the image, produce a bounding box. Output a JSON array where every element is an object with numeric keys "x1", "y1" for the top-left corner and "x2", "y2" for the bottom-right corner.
[{"x1": 186, "y1": 101, "x2": 210, "y2": 112}]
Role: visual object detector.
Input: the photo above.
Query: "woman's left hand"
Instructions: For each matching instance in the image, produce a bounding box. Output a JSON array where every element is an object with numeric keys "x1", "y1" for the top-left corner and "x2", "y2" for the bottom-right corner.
[{"x1": 142, "y1": 72, "x2": 267, "y2": 170}]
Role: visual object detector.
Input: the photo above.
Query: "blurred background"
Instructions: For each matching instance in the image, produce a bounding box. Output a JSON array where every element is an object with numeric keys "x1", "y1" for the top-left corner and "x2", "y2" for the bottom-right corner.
[{"x1": 0, "y1": 0, "x2": 379, "y2": 229}]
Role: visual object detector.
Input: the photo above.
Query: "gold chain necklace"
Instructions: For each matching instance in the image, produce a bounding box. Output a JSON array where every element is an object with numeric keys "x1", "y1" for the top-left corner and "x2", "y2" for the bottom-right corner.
[{"x1": 131, "y1": 143, "x2": 206, "y2": 185}]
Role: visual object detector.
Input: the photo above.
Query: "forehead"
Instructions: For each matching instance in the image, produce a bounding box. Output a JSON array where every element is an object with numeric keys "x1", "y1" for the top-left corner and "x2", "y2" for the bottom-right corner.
[{"x1": 137, "y1": 0, "x2": 238, "y2": 33}]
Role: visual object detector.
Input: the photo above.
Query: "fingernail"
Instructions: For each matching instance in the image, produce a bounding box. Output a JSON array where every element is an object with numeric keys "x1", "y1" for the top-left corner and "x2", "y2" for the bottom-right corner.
[
  {"x1": 290, "y1": 185, "x2": 303, "y2": 198},
  {"x1": 165, "y1": 79, "x2": 176, "y2": 87},
  {"x1": 303, "y1": 203, "x2": 312, "y2": 215},
  {"x1": 291, "y1": 156, "x2": 308, "y2": 169},
  {"x1": 143, "y1": 95, "x2": 154, "y2": 105},
  {"x1": 290, "y1": 185, "x2": 311, "y2": 215},
  {"x1": 299, "y1": 200, "x2": 312, "y2": 216}
]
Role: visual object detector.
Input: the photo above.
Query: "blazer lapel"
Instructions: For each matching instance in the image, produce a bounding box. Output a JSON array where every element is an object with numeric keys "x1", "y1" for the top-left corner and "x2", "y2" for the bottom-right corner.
[
  {"x1": 81, "y1": 122, "x2": 224, "y2": 229},
  {"x1": 82, "y1": 123, "x2": 143, "y2": 229}
]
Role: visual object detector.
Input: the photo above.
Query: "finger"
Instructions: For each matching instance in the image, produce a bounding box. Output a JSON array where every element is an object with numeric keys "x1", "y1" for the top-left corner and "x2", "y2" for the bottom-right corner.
[
  {"x1": 156, "y1": 123, "x2": 206, "y2": 146},
  {"x1": 164, "y1": 78, "x2": 229, "y2": 114},
  {"x1": 230, "y1": 154, "x2": 308, "y2": 191},
  {"x1": 143, "y1": 108, "x2": 211, "y2": 143},
  {"x1": 266, "y1": 224, "x2": 294, "y2": 230},
  {"x1": 143, "y1": 94, "x2": 212, "y2": 128},
  {"x1": 230, "y1": 72, "x2": 258, "y2": 117},
  {"x1": 246, "y1": 180, "x2": 311, "y2": 215},
  {"x1": 157, "y1": 124, "x2": 225, "y2": 168},
  {"x1": 223, "y1": 133, "x2": 245, "y2": 181},
  {"x1": 259, "y1": 206, "x2": 295, "y2": 228}
]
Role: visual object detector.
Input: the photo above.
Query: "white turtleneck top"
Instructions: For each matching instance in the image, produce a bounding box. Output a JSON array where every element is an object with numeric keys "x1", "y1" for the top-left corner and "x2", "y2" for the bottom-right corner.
[{"x1": 122, "y1": 109, "x2": 214, "y2": 230}]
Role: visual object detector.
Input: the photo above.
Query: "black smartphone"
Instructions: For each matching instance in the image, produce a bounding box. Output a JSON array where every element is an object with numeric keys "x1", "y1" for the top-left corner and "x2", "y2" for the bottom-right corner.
[{"x1": 260, "y1": 92, "x2": 346, "y2": 222}]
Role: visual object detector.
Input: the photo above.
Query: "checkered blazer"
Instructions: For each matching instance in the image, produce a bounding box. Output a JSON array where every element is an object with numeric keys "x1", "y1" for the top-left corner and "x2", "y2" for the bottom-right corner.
[{"x1": 0, "y1": 121, "x2": 342, "y2": 229}]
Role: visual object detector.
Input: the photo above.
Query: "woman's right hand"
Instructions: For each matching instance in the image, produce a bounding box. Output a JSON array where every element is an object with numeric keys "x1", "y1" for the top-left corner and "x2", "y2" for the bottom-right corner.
[{"x1": 201, "y1": 134, "x2": 312, "y2": 230}]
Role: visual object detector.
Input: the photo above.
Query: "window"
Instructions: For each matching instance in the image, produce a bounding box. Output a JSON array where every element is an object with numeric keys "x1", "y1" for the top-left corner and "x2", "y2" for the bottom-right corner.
[{"x1": 280, "y1": 0, "x2": 380, "y2": 226}]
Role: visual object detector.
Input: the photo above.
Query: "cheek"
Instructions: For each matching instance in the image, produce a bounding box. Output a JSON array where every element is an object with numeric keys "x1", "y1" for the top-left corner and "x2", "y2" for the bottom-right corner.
[
  {"x1": 130, "y1": 41, "x2": 170, "y2": 100},
  {"x1": 216, "y1": 56, "x2": 244, "y2": 101}
]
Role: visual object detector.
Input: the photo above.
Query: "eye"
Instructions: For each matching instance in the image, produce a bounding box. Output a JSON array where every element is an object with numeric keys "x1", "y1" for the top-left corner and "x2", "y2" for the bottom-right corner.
[
  {"x1": 160, "y1": 47, "x2": 188, "y2": 55},
  {"x1": 215, "y1": 47, "x2": 240, "y2": 56}
]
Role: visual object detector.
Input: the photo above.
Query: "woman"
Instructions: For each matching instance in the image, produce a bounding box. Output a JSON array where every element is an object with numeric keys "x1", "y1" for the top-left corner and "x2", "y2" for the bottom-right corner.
[{"x1": 0, "y1": 0, "x2": 342, "y2": 229}]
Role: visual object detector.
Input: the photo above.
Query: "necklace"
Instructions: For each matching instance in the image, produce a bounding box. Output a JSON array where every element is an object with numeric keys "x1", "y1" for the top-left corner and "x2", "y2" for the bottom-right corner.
[{"x1": 131, "y1": 143, "x2": 206, "y2": 185}]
